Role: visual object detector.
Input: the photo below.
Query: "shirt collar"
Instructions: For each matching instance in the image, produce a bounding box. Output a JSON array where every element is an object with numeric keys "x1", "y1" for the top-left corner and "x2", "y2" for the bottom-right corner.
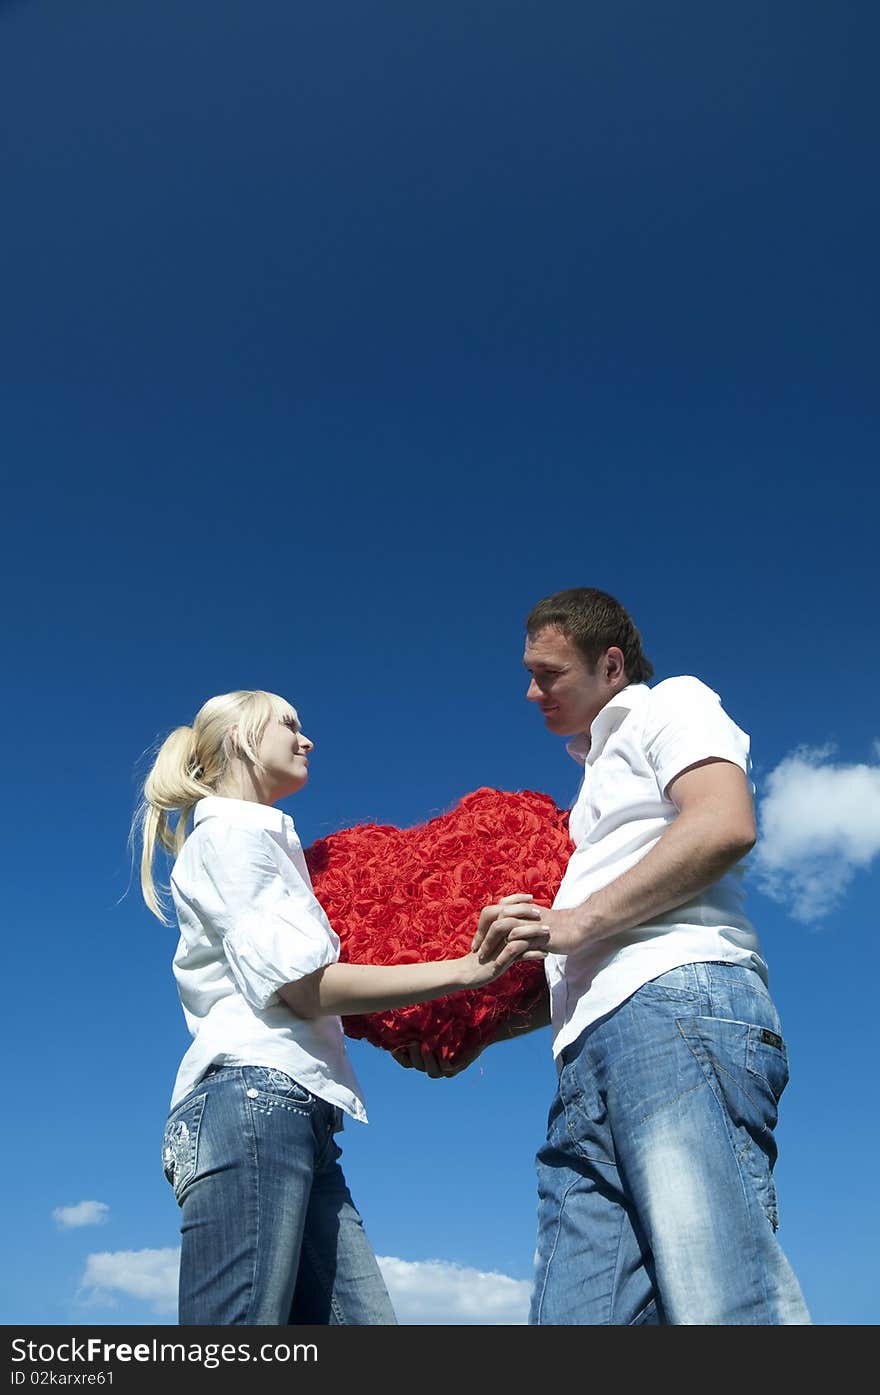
[
  {"x1": 565, "y1": 683, "x2": 650, "y2": 766},
  {"x1": 194, "y1": 795, "x2": 295, "y2": 834}
]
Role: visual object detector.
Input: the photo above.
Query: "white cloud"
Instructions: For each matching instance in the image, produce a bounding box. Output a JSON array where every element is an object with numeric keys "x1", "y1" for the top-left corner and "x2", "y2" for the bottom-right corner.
[
  {"x1": 75, "y1": 1248, "x2": 530, "y2": 1323},
  {"x1": 79, "y1": 1249, "x2": 180, "y2": 1315},
  {"x1": 53, "y1": 1201, "x2": 110, "y2": 1230},
  {"x1": 377, "y1": 1256, "x2": 531, "y2": 1324},
  {"x1": 754, "y1": 745, "x2": 880, "y2": 922}
]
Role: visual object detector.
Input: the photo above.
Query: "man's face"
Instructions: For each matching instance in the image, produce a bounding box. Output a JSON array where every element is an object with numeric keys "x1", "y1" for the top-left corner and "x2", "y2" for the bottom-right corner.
[{"x1": 523, "y1": 626, "x2": 612, "y2": 737}]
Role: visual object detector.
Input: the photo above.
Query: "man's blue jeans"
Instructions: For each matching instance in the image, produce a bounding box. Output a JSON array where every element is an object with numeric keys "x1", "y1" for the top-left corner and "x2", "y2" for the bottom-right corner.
[
  {"x1": 529, "y1": 962, "x2": 811, "y2": 1325},
  {"x1": 162, "y1": 1064, "x2": 396, "y2": 1325}
]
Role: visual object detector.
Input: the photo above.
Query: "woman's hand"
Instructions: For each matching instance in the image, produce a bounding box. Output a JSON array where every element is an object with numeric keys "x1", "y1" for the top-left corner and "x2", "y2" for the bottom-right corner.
[
  {"x1": 457, "y1": 906, "x2": 550, "y2": 987},
  {"x1": 472, "y1": 891, "x2": 555, "y2": 962}
]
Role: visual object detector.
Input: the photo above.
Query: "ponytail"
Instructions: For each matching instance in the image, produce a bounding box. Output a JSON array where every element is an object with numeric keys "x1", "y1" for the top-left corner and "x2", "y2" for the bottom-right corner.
[{"x1": 136, "y1": 725, "x2": 215, "y2": 923}]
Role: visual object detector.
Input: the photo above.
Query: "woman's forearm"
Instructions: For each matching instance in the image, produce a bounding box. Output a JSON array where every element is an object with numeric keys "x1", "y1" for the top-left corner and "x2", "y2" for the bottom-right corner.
[
  {"x1": 278, "y1": 897, "x2": 549, "y2": 1020},
  {"x1": 279, "y1": 918, "x2": 548, "y2": 1019},
  {"x1": 279, "y1": 956, "x2": 485, "y2": 1019}
]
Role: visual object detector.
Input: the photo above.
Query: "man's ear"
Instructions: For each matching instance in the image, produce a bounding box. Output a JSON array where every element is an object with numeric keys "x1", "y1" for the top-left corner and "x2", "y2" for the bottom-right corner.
[{"x1": 605, "y1": 646, "x2": 626, "y2": 684}]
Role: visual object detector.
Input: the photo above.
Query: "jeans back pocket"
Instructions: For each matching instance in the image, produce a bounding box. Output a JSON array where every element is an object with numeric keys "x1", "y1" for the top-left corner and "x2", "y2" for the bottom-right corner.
[{"x1": 162, "y1": 1093, "x2": 207, "y2": 1202}]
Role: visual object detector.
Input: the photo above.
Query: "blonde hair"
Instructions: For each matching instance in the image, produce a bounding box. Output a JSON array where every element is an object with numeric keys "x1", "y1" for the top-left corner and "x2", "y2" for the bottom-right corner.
[{"x1": 134, "y1": 689, "x2": 299, "y2": 923}]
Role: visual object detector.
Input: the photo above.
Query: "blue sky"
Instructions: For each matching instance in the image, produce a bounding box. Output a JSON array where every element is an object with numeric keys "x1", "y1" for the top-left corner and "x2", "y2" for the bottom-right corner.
[{"x1": 2, "y1": 0, "x2": 878, "y2": 1326}]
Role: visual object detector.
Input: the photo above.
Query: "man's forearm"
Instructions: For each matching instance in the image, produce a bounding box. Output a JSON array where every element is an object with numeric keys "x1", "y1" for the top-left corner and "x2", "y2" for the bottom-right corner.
[{"x1": 545, "y1": 809, "x2": 755, "y2": 954}]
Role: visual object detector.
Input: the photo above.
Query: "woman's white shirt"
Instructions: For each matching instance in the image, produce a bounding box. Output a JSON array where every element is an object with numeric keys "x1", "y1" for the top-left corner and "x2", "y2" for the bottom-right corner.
[{"x1": 168, "y1": 796, "x2": 367, "y2": 1121}]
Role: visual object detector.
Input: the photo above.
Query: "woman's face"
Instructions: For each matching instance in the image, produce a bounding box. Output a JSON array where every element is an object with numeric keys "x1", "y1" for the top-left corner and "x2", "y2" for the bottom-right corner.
[{"x1": 256, "y1": 715, "x2": 314, "y2": 799}]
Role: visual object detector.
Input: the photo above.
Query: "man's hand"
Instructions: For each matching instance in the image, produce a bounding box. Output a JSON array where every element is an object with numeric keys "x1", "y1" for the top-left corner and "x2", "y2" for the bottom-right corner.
[
  {"x1": 472, "y1": 891, "x2": 540, "y2": 943},
  {"x1": 466, "y1": 891, "x2": 557, "y2": 969},
  {"x1": 472, "y1": 901, "x2": 587, "y2": 959},
  {"x1": 390, "y1": 1041, "x2": 485, "y2": 1078}
]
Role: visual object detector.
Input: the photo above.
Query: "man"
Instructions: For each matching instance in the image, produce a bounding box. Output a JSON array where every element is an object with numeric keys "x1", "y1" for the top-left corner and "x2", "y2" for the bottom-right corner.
[{"x1": 397, "y1": 587, "x2": 810, "y2": 1325}]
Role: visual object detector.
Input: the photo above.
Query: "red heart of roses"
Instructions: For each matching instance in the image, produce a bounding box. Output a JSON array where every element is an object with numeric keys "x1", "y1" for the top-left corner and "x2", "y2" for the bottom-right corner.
[{"x1": 303, "y1": 787, "x2": 573, "y2": 1066}]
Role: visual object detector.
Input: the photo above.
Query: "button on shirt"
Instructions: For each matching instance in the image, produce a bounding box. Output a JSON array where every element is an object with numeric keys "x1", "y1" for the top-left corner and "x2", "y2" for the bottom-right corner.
[
  {"x1": 168, "y1": 796, "x2": 367, "y2": 1120},
  {"x1": 547, "y1": 676, "x2": 767, "y2": 1059}
]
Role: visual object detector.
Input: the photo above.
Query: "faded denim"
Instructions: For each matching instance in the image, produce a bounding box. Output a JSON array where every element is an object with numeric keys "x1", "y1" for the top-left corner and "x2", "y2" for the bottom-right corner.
[
  {"x1": 529, "y1": 961, "x2": 811, "y2": 1325},
  {"x1": 162, "y1": 1064, "x2": 396, "y2": 1325}
]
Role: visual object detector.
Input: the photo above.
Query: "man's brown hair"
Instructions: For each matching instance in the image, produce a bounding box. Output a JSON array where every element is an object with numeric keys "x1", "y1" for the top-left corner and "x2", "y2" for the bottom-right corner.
[{"x1": 526, "y1": 588, "x2": 654, "y2": 683}]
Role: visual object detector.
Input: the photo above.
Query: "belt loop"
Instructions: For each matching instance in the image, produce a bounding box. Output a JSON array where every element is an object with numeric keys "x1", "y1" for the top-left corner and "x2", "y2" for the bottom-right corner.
[{"x1": 691, "y1": 961, "x2": 709, "y2": 1006}]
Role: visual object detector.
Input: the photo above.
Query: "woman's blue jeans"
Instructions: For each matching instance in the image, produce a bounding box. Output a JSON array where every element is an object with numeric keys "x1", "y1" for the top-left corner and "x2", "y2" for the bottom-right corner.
[
  {"x1": 530, "y1": 962, "x2": 812, "y2": 1325},
  {"x1": 162, "y1": 1064, "x2": 397, "y2": 1325}
]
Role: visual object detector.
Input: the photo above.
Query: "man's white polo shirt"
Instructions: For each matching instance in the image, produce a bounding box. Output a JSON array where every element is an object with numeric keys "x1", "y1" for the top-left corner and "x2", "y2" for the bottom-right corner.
[{"x1": 547, "y1": 675, "x2": 767, "y2": 1059}]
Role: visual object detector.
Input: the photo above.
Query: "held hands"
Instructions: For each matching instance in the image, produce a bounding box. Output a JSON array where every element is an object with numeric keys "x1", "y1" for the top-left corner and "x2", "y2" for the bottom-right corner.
[
  {"x1": 472, "y1": 898, "x2": 586, "y2": 959},
  {"x1": 390, "y1": 894, "x2": 550, "y2": 1080},
  {"x1": 461, "y1": 893, "x2": 550, "y2": 986}
]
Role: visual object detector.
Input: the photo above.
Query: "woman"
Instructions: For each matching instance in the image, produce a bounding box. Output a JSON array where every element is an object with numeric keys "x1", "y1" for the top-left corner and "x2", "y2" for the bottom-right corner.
[{"x1": 135, "y1": 689, "x2": 547, "y2": 1325}]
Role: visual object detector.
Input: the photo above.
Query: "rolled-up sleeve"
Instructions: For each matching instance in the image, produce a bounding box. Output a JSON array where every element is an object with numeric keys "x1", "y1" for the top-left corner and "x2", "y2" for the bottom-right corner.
[
  {"x1": 186, "y1": 825, "x2": 340, "y2": 1011},
  {"x1": 643, "y1": 676, "x2": 751, "y2": 799}
]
